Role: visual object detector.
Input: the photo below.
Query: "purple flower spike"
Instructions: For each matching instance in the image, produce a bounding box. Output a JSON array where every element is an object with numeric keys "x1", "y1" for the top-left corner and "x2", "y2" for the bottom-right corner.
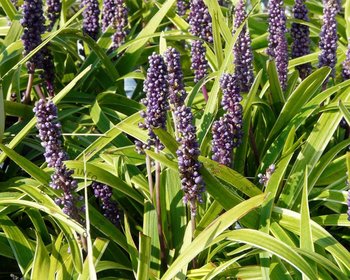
[
  {"x1": 91, "y1": 182, "x2": 121, "y2": 226},
  {"x1": 164, "y1": 47, "x2": 186, "y2": 109},
  {"x1": 102, "y1": 0, "x2": 116, "y2": 31},
  {"x1": 191, "y1": 40, "x2": 208, "y2": 83},
  {"x1": 102, "y1": 0, "x2": 128, "y2": 48},
  {"x1": 267, "y1": 0, "x2": 288, "y2": 90},
  {"x1": 177, "y1": 0, "x2": 188, "y2": 16},
  {"x1": 212, "y1": 74, "x2": 243, "y2": 166},
  {"x1": 34, "y1": 99, "x2": 67, "y2": 168},
  {"x1": 34, "y1": 99, "x2": 83, "y2": 223},
  {"x1": 135, "y1": 53, "x2": 169, "y2": 153},
  {"x1": 291, "y1": 0, "x2": 311, "y2": 79},
  {"x1": 342, "y1": 44, "x2": 350, "y2": 80},
  {"x1": 175, "y1": 105, "x2": 205, "y2": 216},
  {"x1": 47, "y1": 0, "x2": 61, "y2": 31},
  {"x1": 51, "y1": 165, "x2": 82, "y2": 223},
  {"x1": 82, "y1": 0, "x2": 100, "y2": 40},
  {"x1": 21, "y1": 0, "x2": 46, "y2": 72},
  {"x1": 112, "y1": 0, "x2": 128, "y2": 49},
  {"x1": 233, "y1": 0, "x2": 254, "y2": 92},
  {"x1": 318, "y1": 0, "x2": 340, "y2": 82},
  {"x1": 258, "y1": 164, "x2": 276, "y2": 186},
  {"x1": 41, "y1": 47, "x2": 55, "y2": 96},
  {"x1": 189, "y1": 0, "x2": 213, "y2": 43}
]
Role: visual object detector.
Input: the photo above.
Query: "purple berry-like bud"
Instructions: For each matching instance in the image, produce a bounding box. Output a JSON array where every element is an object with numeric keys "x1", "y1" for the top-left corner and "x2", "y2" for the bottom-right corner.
[
  {"x1": 318, "y1": 0, "x2": 340, "y2": 83},
  {"x1": 342, "y1": 45, "x2": 350, "y2": 80},
  {"x1": 34, "y1": 99, "x2": 67, "y2": 168},
  {"x1": 164, "y1": 47, "x2": 186, "y2": 109},
  {"x1": 175, "y1": 105, "x2": 205, "y2": 216},
  {"x1": 233, "y1": 0, "x2": 254, "y2": 92},
  {"x1": 191, "y1": 40, "x2": 208, "y2": 83},
  {"x1": 188, "y1": 0, "x2": 213, "y2": 43},
  {"x1": 50, "y1": 165, "x2": 82, "y2": 223},
  {"x1": 21, "y1": 0, "x2": 46, "y2": 72},
  {"x1": 47, "y1": 0, "x2": 61, "y2": 31},
  {"x1": 212, "y1": 74, "x2": 243, "y2": 166},
  {"x1": 91, "y1": 182, "x2": 121, "y2": 226},
  {"x1": 111, "y1": 0, "x2": 128, "y2": 49},
  {"x1": 177, "y1": 0, "x2": 188, "y2": 16},
  {"x1": 267, "y1": 0, "x2": 288, "y2": 90},
  {"x1": 258, "y1": 164, "x2": 276, "y2": 186},
  {"x1": 291, "y1": 0, "x2": 311, "y2": 79},
  {"x1": 82, "y1": 0, "x2": 100, "y2": 40},
  {"x1": 34, "y1": 99, "x2": 83, "y2": 223},
  {"x1": 136, "y1": 53, "x2": 169, "y2": 153}
]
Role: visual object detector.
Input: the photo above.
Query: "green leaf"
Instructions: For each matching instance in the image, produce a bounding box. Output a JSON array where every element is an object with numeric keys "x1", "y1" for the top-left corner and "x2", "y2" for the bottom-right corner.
[
  {"x1": 0, "y1": 144, "x2": 50, "y2": 185},
  {"x1": 31, "y1": 232, "x2": 50, "y2": 280},
  {"x1": 273, "y1": 207, "x2": 350, "y2": 272},
  {"x1": 161, "y1": 194, "x2": 266, "y2": 280},
  {"x1": 215, "y1": 230, "x2": 317, "y2": 280},
  {"x1": 0, "y1": 215, "x2": 34, "y2": 274},
  {"x1": 137, "y1": 233, "x2": 152, "y2": 280}
]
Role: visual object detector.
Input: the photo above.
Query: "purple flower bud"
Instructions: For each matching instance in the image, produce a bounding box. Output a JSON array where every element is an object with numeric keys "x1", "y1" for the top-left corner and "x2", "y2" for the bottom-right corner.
[
  {"x1": 267, "y1": 0, "x2": 288, "y2": 90},
  {"x1": 175, "y1": 105, "x2": 205, "y2": 216},
  {"x1": 318, "y1": 0, "x2": 340, "y2": 82},
  {"x1": 34, "y1": 99, "x2": 67, "y2": 168},
  {"x1": 233, "y1": 0, "x2": 254, "y2": 92},
  {"x1": 34, "y1": 99, "x2": 83, "y2": 223},
  {"x1": 291, "y1": 0, "x2": 311, "y2": 79},
  {"x1": 91, "y1": 182, "x2": 121, "y2": 226},
  {"x1": 191, "y1": 40, "x2": 208, "y2": 83},
  {"x1": 164, "y1": 47, "x2": 187, "y2": 109},
  {"x1": 136, "y1": 53, "x2": 169, "y2": 153},
  {"x1": 342, "y1": 44, "x2": 350, "y2": 80},
  {"x1": 82, "y1": 0, "x2": 100, "y2": 40},
  {"x1": 177, "y1": 0, "x2": 188, "y2": 16},
  {"x1": 188, "y1": 0, "x2": 213, "y2": 43},
  {"x1": 50, "y1": 165, "x2": 82, "y2": 223},
  {"x1": 47, "y1": 0, "x2": 61, "y2": 31},
  {"x1": 211, "y1": 74, "x2": 243, "y2": 166},
  {"x1": 21, "y1": 0, "x2": 46, "y2": 72},
  {"x1": 258, "y1": 164, "x2": 276, "y2": 186}
]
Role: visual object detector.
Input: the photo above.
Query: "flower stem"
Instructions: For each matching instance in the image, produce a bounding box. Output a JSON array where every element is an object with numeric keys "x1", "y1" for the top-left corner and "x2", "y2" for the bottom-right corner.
[
  {"x1": 155, "y1": 151, "x2": 166, "y2": 271},
  {"x1": 201, "y1": 85, "x2": 208, "y2": 102},
  {"x1": 34, "y1": 84, "x2": 46, "y2": 100},
  {"x1": 190, "y1": 200, "x2": 197, "y2": 268},
  {"x1": 249, "y1": 124, "x2": 259, "y2": 166},
  {"x1": 146, "y1": 154, "x2": 154, "y2": 199},
  {"x1": 24, "y1": 73, "x2": 34, "y2": 104}
]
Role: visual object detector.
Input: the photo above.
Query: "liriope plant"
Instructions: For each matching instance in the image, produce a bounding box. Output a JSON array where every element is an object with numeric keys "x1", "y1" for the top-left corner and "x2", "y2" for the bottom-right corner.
[{"x1": 0, "y1": 0, "x2": 350, "y2": 279}]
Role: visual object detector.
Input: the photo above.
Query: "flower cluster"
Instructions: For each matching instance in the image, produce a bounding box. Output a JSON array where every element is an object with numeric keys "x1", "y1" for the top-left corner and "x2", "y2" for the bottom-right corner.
[
  {"x1": 175, "y1": 105, "x2": 205, "y2": 216},
  {"x1": 267, "y1": 0, "x2": 288, "y2": 90},
  {"x1": 111, "y1": 0, "x2": 128, "y2": 49},
  {"x1": 188, "y1": 0, "x2": 213, "y2": 43},
  {"x1": 34, "y1": 99, "x2": 82, "y2": 223},
  {"x1": 211, "y1": 74, "x2": 243, "y2": 166},
  {"x1": 191, "y1": 40, "x2": 208, "y2": 83},
  {"x1": 164, "y1": 47, "x2": 186, "y2": 109},
  {"x1": 91, "y1": 182, "x2": 120, "y2": 226},
  {"x1": 318, "y1": 0, "x2": 340, "y2": 81},
  {"x1": 291, "y1": 0, "x2": 311, "y2": 79},
  {"x1": 102, "y1": 0, "x2": 116, "y2": 31},
  {"x1": 258, "y1": 164, "x2": 276, "y2": 186},
  {"x1": 21, "y1": 0, "x2": 46, "y2": 72},
  {"x1": 82, "y1": 0, "x2": 100, "y2": 40},
  {"x1": 136, "y1": 53, "x2": 169, "y2": 153},
  {"x1": 342, "y1": 44, "x2": 350, "y2": 80},
  {"x1": 34, "y1": 99, "x2": 67, "y2": 168},
  {"x1": 47, "y1": 0, "x2": 61, "y2": 31},
  {"x1": 177, "y1": 0, "x2": 188, "y2": 16},
  {"x1": 233, "y1": 0, "x2": 254, "y2": 92}
]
